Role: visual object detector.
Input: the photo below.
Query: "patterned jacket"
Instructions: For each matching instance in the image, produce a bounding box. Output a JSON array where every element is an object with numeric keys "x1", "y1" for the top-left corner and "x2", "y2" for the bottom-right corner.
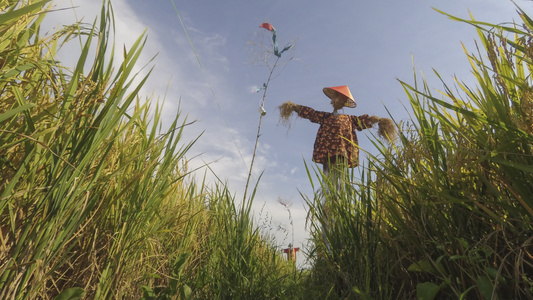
[{"x1": 298, "y1": 106, "x2": 373, "y2": 167}]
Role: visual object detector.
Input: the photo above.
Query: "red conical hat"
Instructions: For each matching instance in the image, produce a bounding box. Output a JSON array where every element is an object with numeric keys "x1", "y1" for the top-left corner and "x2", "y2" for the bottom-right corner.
[{"x1": 323, "y1": 85, "x2": 357, "y2": 108}]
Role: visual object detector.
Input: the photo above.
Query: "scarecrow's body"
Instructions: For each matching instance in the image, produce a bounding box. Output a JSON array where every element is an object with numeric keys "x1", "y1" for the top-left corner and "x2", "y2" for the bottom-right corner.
[
  {"x1": 297, "y1": 106, "x2": 373, "y2": 168},
  {"x1": 278, "y1": 85, "x2": 396, "y2": 253},
  {"x1": 278, "y1": 85, "x2": 390, "y2": 185}
]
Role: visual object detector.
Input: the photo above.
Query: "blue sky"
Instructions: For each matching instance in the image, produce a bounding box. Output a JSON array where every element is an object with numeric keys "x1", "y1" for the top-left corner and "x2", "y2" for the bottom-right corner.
[{"x1": 49, "y1": 0, "x2": 531, "y2": 266}]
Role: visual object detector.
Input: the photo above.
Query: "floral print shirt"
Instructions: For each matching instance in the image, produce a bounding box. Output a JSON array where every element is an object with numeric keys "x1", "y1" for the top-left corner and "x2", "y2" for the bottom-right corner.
[{"x1": 298, "y1": 106, "x2": 373, "y2": 167}]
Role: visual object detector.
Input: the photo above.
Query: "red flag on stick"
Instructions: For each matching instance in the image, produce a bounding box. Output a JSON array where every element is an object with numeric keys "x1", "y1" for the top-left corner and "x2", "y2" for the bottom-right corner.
[{"x1": 259, "y1": 22, "x2": 274, "y2": 31}]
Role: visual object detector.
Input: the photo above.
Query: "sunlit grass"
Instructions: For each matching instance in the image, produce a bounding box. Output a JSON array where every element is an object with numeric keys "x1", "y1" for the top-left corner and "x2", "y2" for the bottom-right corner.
[
  {"x1": 3, "y1": 1, "x2": 532, "y2": 299},
  {"x1": 304, "y1": 7, "x2": 533, "y2": 300},
  {"x1": 0, "y1": 1, "x2": 301, "y2": 299}
]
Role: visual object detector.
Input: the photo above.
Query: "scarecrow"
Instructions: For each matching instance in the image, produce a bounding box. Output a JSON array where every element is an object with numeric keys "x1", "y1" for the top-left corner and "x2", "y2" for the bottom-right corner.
[
  {"x1": 281, "y1": 243, "x2": 300, "y2": 263},
  {"x1": 279, "y1": 85, "x2": 396, "y2": 253},
  {"x1": 278, "y1": 85, "x2": 396, "y2": 190}
]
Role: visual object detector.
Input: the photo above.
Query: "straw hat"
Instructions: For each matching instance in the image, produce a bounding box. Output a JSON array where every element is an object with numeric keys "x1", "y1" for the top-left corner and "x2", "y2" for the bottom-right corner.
[{"x1": 323, "y1": 85, "x2": 356, "y2": 108}]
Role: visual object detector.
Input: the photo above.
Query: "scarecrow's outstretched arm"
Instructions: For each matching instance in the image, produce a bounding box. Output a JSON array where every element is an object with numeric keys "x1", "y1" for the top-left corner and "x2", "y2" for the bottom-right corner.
[
  {"x1": 278, "y1": 101, "x2": 329, "y2": 124},
  {"x1": 278, "y1": 101, "x2": 397, "y2": 141}
]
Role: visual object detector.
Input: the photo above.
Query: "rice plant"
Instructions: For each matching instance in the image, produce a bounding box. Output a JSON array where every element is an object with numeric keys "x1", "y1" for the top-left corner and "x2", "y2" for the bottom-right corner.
[
  {"x1": 0, "y1": 0, "x2": 193, "y2": 297},
  {"x1": 1, "y1": 1, "x2": 301, "y2": 299},
  {"x1": 304, "y1": 6, "x2": 533, "y2": 300},
  {"x1": 8, "y1": 0, "x2": 532, "y2": 299}
]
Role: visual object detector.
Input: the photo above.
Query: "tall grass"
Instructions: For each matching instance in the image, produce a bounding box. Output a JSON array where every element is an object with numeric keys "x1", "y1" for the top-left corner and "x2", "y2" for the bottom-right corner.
[
  {"x1": 1, "y1": 1, "x2": 300, "y2": 299},
  {"x1": 9, "y1": 1, "x2": 532, "y2": 299},
  {"x1": 304, "y1": 7, "x2": 533, "y2": 300}
]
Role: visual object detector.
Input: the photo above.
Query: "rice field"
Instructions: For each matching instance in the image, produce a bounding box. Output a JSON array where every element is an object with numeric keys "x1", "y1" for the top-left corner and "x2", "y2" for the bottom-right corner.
[{"x1": 1, "y1": 1, "x2": 532, "y2": 299}]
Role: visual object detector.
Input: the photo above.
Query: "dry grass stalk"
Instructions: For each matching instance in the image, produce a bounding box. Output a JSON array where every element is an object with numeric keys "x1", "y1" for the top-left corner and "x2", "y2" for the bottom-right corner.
[
  {"x1": 377, "y1": 117, "x2": 397, "y2": 141},
  {"x1": 278, "y1": 101, "x2": 299, "y2": 127},
  {"x1": 368, "y1": 115, "x2": 379, "y2": 124}
]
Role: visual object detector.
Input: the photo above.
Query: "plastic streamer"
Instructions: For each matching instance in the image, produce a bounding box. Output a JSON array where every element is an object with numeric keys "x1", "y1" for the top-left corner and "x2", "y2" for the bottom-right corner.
[{"x1": 259, "y1": 22, "x2": 292, "y2": 57}]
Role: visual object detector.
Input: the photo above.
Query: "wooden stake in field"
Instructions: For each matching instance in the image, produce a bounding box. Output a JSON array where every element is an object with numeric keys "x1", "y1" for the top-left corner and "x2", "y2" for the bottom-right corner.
[{"x1": 243, "y1": 22, "x2": 293, "y2": 205}]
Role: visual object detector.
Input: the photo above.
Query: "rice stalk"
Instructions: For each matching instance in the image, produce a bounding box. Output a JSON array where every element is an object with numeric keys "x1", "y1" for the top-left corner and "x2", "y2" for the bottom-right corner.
[
  {"x1": 304, "y1": 5, "x2": 533, "y2": 299},
  {"x1": 1, "y1": 1, "x2": 304, "y2": 299}
]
